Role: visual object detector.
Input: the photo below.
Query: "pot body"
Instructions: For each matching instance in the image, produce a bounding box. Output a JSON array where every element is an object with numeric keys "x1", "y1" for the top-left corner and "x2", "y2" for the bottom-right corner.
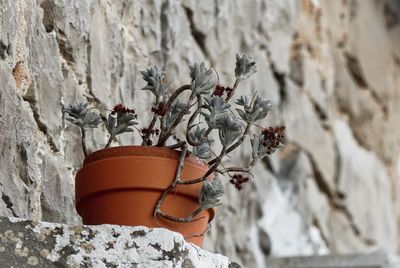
[{"x1": 75, "y1": 146, "x2": 214, "y2": 246}]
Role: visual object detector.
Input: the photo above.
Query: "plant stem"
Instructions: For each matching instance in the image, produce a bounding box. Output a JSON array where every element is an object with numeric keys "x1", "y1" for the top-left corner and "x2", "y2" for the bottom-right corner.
[
  {"x1": 105, "y1": 136, "x2": 113, "y2": 148},
  {"x1": 156, "y1": 85, "x2": 191, "y2": 146},
  {"x1": 141, "y1": 95, "x2": 160, "y2": 146},
  {"x1": 186, "y1": 95, "x2": 204, "y2": 146},
  {"x1": 217, "y1": 167, "x2": 250, "y2": 173},
  {"x1": 208, "y1": 122, "x2": 251, "y2": 165},
  {"x1": 157, "y1": 92, "x2": 195, "y2": 146},
  {"x1": 225, "y1": 78, "x2": 240, "y2": 101},
  {"x1": 165, "y1": 142, "x2": 186, "y2": 149},
  {"x1": 157, "y1": 208, "x2": 203, "y2": 223},
  {"x1": 141, "y1": 115, "x2": 157, "y2": 146},
  {"x1": 184, "y1": 223, "x2": 211, "y2": 240},
  {"x1": 153, "y1": 143, "x2": 189, "y2": 220},
  {"x1": 179, "y1": 146, "x2": 227, "y2": 185},
  {"x1": 80, "y1": 128, "x2": 88, "y2": 157},
  {"x1": 166, "y1": 84, "x2": 192, "y2": 107}
]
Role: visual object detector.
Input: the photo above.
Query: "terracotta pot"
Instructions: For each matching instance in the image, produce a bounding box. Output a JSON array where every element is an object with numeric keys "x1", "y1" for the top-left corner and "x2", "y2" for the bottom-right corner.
[{"x1": 75, "y1": 146, "x2": 215, "y2": 247}]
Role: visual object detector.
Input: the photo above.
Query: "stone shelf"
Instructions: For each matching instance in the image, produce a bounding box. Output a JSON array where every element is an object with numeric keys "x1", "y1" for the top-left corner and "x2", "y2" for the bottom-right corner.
[
  {"x1": 266, "y1": 251, "x2": 400, "y2": 268},
  {"x1": 0, "y1": 217, "x2": 236, "y2": 267}
]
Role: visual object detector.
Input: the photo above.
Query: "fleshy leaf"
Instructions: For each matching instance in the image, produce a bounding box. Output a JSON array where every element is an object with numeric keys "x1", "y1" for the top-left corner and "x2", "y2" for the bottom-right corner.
[
  {"x1": 199, "y1": 178, "x2": 225, "y2": 210},
  {"x1": 189, "y1": 62, "x2": 215, "y2": 95},
  {"x1": 235, "y1": 54, "x2": 257, "y2": 81}
]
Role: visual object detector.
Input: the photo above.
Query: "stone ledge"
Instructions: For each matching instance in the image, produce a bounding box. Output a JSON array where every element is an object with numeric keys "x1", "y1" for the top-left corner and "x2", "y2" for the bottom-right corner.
[
  {"x1": 265, "y1": 251, "x2": 400, "y2": 268},
  {"x1": 0, "y1": 217, "x2": 236, "y2": 268}
]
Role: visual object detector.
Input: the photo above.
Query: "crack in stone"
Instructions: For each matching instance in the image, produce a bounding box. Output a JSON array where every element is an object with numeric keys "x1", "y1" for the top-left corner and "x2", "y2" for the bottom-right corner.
[
  {"x1": 160, "y1": 1, "x2": 171, "y2": 68},
  {"x1": 344, "y1": 52, "x2": 388, "y2": 118},
  {"x1": 312, "y1": 217, "x2": 329, "y2": 248},
  {"x1": 289, "y1": 37, "x2": 304, "y2": 87},
  {"x1": 260, "y1": 40, "x2": 377, "y2": 249},
  {"x1": 40, "y1": 0, "x2": 56, "y2": 33},
  {"x1": 84, "y1": 33, "x2": 103, "y2": 109},
  {"x1": 182, "y1": 5, "x2": 208, "y2": 58},
  {"x1": 344, "y1": 52, "x2": 368, "y2": 89},
  {"x1": 22, "y1": 90, "x2": 59, "y2": 153},
  {"x1": 305, "y1": 149, "x2": 376, "y2": 246},
  {"x1": 150, "y1": 240, "x2": 189, "y2": 262},
  {"x1": 330, "y1": 200, "x2": 376, "y2": 246},
  {"x1": 384, "y1": 2, "x2": 399, "y2": 30},
  {"x1": 0, "y1": 32, "x2": 11, "y2": 60},
  {"x1": 270, "y1": 62, "x2": 287, "y2": 102},
  {"x1": 261, "y1": 44, "x2": 287, "y2": 102},
  {"x1": 56, "y1": 29, "x2": 75, "y2": 65},
  {"x1": 286, "y1": 140, "x2": 375, "y2": 248},
  {"x1": 1, "y1": 192, "x2": 18, "y2": 217}
]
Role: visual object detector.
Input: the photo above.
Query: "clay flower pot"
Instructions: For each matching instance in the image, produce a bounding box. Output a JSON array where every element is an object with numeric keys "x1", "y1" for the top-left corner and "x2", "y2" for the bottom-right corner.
[{"x1": 75, "y1": 146, "x2": 214, "y2": 246}]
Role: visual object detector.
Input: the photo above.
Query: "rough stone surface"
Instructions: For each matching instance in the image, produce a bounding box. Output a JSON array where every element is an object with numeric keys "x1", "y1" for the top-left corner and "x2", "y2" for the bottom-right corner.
[
  {"x1": 266, "y1": 251, "x2": 400, "y2": 268},
  {"x1": 0, "y1": 0, "x2": 400, "y2": 267},
  {"x1": 0, "y1": 216, "x2": 233, "y2": 267}
]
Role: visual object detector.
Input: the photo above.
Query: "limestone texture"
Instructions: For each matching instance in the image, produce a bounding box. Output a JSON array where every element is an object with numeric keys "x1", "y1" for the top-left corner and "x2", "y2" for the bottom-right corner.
[
  {"x1": 0, "y1": 216, "x2": 233, "y2": 267},
  {"x1": 0, "y1": 0, "x2": 400, "y2": 267}
]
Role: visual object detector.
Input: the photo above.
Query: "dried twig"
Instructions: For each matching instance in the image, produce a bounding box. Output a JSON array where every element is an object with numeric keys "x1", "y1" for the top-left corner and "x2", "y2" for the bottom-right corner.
[{"x1": 80, "y1": 128, "x2": 88, "y2": 157}]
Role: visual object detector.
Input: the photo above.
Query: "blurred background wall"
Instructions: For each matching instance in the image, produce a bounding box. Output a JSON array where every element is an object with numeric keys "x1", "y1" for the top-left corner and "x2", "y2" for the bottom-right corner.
[{"x1": 0, "y1": 0, "x2": 399, "y2": 267}]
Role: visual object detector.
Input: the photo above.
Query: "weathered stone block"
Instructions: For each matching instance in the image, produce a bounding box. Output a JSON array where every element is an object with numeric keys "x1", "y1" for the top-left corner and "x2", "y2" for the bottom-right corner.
[
  {"x1": 0, "y1": 216, "x2": 235, "y2": 268},
  {"x1": 266, "y1": 251, "x2": 400, "y2": 268}
]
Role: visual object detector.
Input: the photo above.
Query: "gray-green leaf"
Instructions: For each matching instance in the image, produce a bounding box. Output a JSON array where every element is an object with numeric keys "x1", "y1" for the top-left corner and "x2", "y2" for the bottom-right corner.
[
  {"x1": 140, "y1": 65, "x2": 168, "y2": 97},
  {"x1": 64, "y1": 102, "x2": 101, "y2": 129},
  {"x1": 189, "y1": 62, "x2": 215, "y2": 96},
  {"x1": 235, "y1": 54, "x2": 257, "y2": 81},
  {"x1": 199, "y1": 178, "x2": 224, "y2": 210}
]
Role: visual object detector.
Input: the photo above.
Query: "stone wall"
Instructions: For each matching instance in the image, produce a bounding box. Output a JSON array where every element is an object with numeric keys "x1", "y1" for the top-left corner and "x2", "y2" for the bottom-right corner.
[{"x1": 0, "y1": 0, "x2": 399, "y2": 267}]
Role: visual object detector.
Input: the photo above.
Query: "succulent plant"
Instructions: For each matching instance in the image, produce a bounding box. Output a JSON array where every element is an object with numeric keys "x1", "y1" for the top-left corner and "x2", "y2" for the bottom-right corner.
[
  {"x1": 235, "y1": 53, "x2": 257, "y2": 81},
  {"x1": 64, "y1": 53, "x2": 285, "y2": 224},
  {"x1": 64, "y1": 103, "x2": 102, "y2": 129},
  {"x1": 199, "y1": 178, "x2": 225, "y2": 210},
  {"x1": 236, "y1": 94, "x2": 272, "y2": 122},
  {"x1": 189, "y1": 126, "x2": 213, "y2": 159},
  {"x1": 162, "y1": 100, "x2": 190, "y2": 130},
  {"x1": 201, "y1": 96, "x2": 231, "y2": 129},
  {"x1": 140, "y1": 65, "x2": 168, "y2": 99},
  {"x1": 216, "y1": 113, "x2": 243, "y2": 147},
  {"x1": 189, "y1": 62, "x2": 215, "y2": 96}
]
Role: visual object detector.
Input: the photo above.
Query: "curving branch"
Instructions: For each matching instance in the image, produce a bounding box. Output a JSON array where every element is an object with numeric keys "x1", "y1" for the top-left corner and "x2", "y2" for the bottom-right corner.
[
  {"x1": 225, "y1": 78, "x2": 240, "y2": 101},
  {"x1": 157, "y1": 92, "x2": 196, "y2": 146},
  {"x1": 80, "y1": 128, "x2": 88, "y2": 157},
  {"x1": 186, "y1": 95, "x2": 204, "y2": 146},
  {"x1": 208, "y1": 122, "x2": 251, "y2": 165},
  {"x1": 179, "y1": 145, "x2": 227, "y2": 185}
]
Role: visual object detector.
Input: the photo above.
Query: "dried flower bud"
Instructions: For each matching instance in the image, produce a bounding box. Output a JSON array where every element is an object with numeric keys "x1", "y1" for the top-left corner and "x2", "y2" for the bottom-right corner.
[
  {"x1": 111, "y1": 103, "x2": 136, "y2": 115},
  {"x1": 229, "y1": 174, "x2": 250, "y2": 190},
  {"x1": 106, "y1": 104, "x2": 138, "y2": 138},
  {"x1": 261, "y1": 126, "x2": 285, "y2": 154},
  {"x1": 212, "y1": 85, "x2": 225, "y2": 97},
  {"x1": 212, "y1": 85, "x2": 233, "y2": 97},
  {"x1": 251, "y1": 126, "x2": 285, "y2": 161},
  {"x1": 151, "y1": 102, "x2": 169, "y2": 116}
]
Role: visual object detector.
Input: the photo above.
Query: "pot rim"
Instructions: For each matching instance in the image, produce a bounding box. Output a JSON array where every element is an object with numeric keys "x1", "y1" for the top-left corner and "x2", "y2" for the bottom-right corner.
[{"x1": 83, "y1": 146, "x2": 209, "y2": 169}]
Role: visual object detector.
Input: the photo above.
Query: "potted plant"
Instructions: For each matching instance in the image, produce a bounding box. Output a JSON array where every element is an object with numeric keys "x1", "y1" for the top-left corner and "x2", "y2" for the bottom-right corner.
[{"x1": 64, "y1": 54, "x2": 285, "y2": 247}]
